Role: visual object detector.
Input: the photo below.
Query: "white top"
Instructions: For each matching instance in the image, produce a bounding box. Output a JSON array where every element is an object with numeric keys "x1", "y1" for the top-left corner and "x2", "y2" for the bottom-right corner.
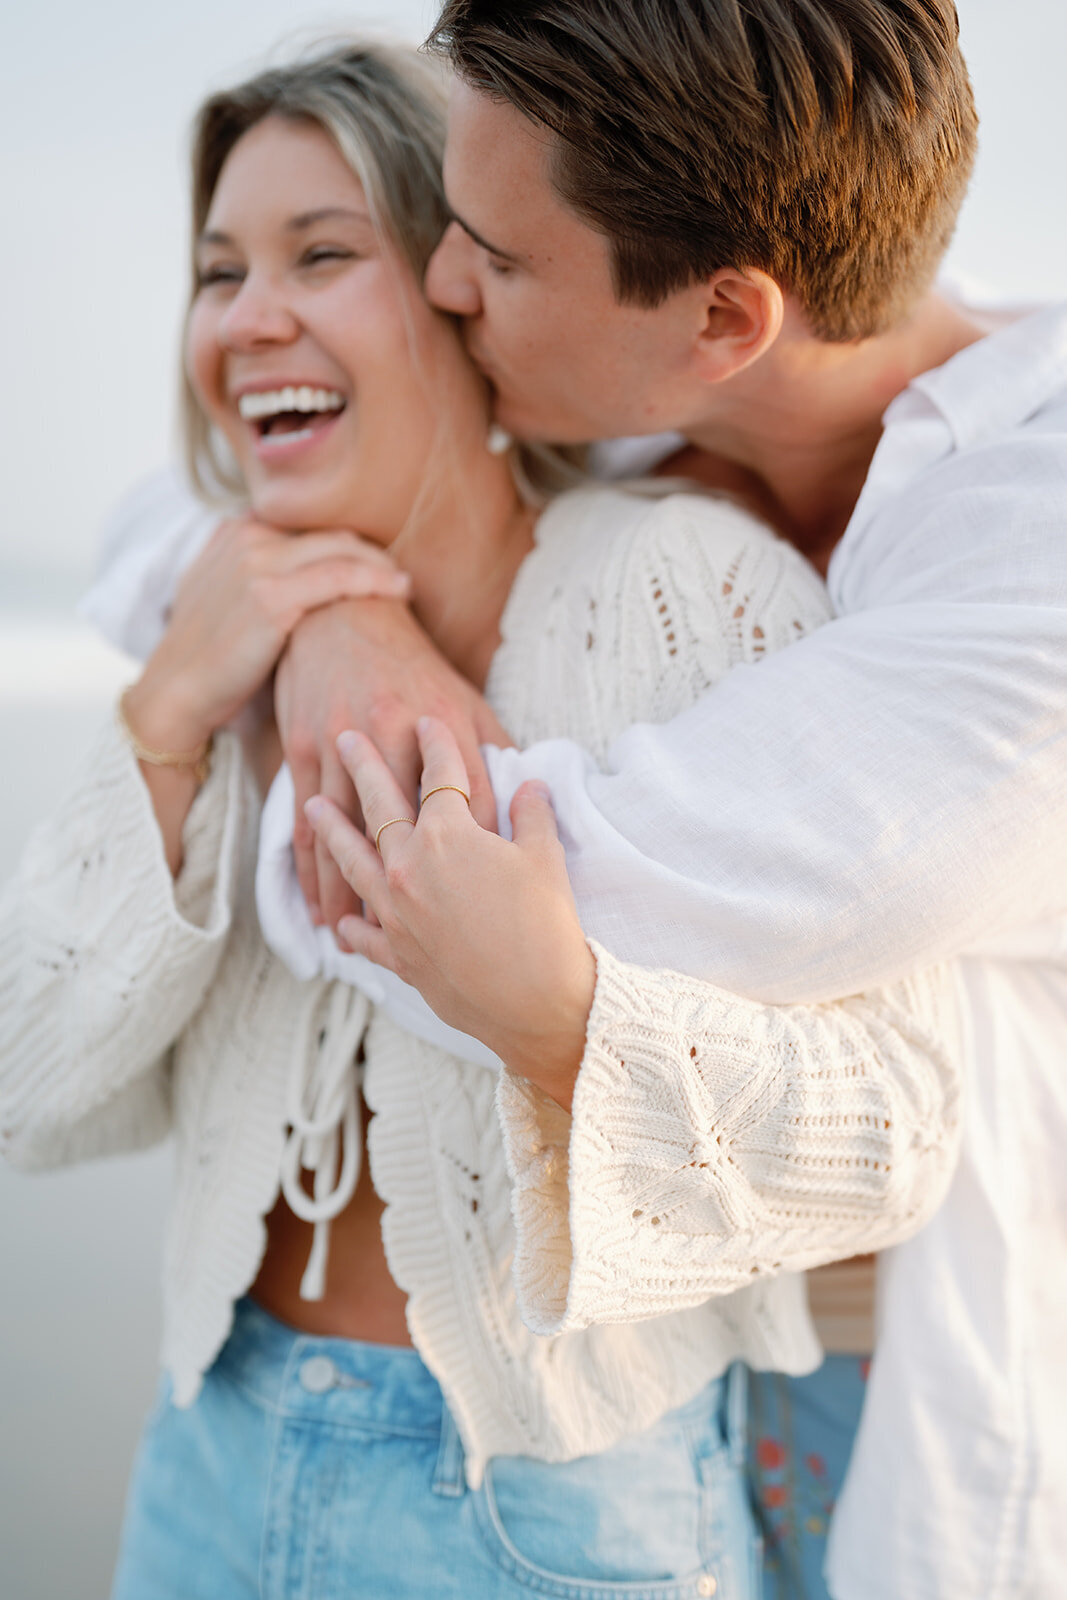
[{"x1": 1, "y1": 486, "x2": 960, "y2": 1492}]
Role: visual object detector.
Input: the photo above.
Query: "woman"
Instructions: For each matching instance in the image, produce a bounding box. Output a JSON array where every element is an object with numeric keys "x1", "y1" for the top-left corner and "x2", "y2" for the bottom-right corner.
[{"x1": 0, "y1": 40, "x2": 959, "y2": 1599}]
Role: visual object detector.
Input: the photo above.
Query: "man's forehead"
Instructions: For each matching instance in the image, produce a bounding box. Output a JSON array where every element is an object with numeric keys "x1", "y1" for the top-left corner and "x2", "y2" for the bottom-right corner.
[{"x1": 443, "y1": 80, "x2": 567, "y2": 247}]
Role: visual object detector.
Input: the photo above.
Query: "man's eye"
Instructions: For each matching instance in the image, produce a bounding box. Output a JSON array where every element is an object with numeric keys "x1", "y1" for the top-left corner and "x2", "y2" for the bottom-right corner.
[{"x1": 487, "y1": 256, "x2": 514, "y2": 278}]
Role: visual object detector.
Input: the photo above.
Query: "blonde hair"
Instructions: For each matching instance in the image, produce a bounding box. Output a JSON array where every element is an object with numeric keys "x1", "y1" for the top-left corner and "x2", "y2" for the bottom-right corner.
[{"x1": 182, "y1": 38, "x2": 582, "y2": 505}]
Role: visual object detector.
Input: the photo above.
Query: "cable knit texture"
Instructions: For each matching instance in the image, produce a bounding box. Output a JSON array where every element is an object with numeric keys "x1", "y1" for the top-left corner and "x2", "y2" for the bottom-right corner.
[{"x1": 0, "y1": 487, "x2": 960, "y2": 1482}]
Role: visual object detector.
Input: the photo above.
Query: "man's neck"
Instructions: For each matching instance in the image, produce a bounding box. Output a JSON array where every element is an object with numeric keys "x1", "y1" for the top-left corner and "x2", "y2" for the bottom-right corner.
[{"x1": 678, "y1": 292, "x2": 987, "y2": 573}]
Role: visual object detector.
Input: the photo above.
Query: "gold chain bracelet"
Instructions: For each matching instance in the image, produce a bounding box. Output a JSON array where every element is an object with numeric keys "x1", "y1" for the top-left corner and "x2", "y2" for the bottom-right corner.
[{"x1": 117, "y1": 688, "x2": 214, "y2": 785}]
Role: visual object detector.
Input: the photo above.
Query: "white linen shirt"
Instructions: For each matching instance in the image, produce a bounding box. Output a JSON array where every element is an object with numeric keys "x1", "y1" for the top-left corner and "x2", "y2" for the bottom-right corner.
[{"x1": 486, "y1": 303, "x2": 1067, "y2": 1600}]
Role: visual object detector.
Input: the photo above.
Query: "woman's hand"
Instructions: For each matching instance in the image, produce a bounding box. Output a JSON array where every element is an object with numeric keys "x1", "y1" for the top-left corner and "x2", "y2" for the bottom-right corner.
[
  {"x1": 123, "y1": 516, "x2": 411, "y2": 754},
  {"x1": 275, "y1": 599, "x2": 511, "y2": 932},
  {"x1": 305, "y1": 718, "x2": 596, "y2": 1110}
]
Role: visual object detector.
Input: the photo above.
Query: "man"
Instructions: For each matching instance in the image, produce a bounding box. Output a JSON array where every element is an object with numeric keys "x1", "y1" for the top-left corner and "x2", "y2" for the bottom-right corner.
[{"x1": 273, "y1": 5, "x2": 1067, "y2": 1595}]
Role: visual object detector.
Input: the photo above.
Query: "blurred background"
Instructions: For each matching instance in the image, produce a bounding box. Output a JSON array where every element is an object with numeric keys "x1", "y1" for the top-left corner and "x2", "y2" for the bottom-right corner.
[{"x1": 0, "y1": 1, "x2": 1064, "y2": 1595}]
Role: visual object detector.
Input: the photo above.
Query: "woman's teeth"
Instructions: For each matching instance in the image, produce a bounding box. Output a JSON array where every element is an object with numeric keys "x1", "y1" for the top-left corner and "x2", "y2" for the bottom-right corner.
[{"x1": 237, "y1": 386, "x2": 346, "y2": 438}]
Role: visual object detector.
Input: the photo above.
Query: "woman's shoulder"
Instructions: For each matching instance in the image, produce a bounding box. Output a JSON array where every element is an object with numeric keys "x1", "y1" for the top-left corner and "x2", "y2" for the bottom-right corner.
[
  {"x1": 490, "y1": 482, "x2": 833, "y2": 750},
  {"x1": 540, "y1": 481, "x2": 806, "y2": 564},
  {"x1": 533, "y1": 484, "x2": 832, "y2": 639}
]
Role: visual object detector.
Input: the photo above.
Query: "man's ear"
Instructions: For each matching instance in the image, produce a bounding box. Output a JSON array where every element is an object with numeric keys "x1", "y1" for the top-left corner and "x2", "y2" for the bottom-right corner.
[{"x1": 691, "y1": 269, "x2": 785, "y2": 383}]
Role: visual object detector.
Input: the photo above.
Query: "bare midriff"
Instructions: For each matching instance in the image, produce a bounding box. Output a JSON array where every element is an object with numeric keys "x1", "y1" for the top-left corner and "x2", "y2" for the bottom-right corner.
[
  {"x1": 250, "y1": 1101, "x2": 413, "y2": 1345},
  {"x1": 244, "y1": 727, "x2": 410, "y2": 1345}
]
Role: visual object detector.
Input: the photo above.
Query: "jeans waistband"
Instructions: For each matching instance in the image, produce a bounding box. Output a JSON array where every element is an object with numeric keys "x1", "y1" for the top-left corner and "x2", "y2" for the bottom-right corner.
[
  {"x1": 215, "y1": 1297, "x2": 445, "y2": 1440},
  {"x1": 215, "y1": 1298, "x2": 746, "y2": 1478}
]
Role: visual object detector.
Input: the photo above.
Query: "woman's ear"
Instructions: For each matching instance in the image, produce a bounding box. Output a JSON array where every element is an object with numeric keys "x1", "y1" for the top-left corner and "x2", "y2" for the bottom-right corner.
[{"x1": 691, "y1": 269, "x2": 785, "y2": 384}]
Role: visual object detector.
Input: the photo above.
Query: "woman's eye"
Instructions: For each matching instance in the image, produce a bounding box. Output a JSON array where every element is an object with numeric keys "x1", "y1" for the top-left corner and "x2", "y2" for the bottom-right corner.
[
  {"x1": 301, "y1": 246, "x2": 355, "y2": 268},
  {"x1": 196, "y1": 265, "x2": 244, "y2": 289}
]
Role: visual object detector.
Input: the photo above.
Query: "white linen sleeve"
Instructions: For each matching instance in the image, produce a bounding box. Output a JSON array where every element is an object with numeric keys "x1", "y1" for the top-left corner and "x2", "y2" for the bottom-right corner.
[
  {"x1": 0, "y1": 719, "x2": 245, "y2": 1170},
  {"x1": 497, "y1": 943, "x2": 960, "y2": 1335},
  {"x1": 79, "y1": 465, "x2": 221, "y2": 662},
  {"x1": 485, "y1": 456, "x2": 1067, "y2": 1002}
]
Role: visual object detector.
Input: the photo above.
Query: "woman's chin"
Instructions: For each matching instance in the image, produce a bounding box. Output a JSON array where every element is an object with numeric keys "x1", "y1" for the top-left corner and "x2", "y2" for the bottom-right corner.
[{"x1": 244, "y1": 472, "x2": 346, "y2": 533}]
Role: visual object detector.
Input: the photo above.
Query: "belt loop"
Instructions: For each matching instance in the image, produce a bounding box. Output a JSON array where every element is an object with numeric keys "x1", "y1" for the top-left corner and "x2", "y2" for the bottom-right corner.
[
  {"x1": 725, "y1": 1361, "x2": 748, "y2": 1468},
  {"x1": 432, "y1": 1402, "x2": 466, "y2": 1498}
]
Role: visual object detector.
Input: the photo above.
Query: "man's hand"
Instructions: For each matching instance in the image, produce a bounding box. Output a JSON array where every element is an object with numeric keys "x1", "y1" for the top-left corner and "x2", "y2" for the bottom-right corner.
[{"x1": 275, "y1": 598, "x2": 512, "y2": 931}]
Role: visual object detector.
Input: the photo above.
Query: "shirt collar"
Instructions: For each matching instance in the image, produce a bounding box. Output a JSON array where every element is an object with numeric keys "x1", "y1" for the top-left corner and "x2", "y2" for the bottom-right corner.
[{"x1": 885, "y1": 299, "x2": 1067, "y2": 452}]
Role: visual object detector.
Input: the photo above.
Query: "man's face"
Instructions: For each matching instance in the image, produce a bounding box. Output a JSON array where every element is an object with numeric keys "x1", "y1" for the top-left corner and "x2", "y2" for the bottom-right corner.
[{"x1": 425, "y1": 82, "x2": 707, "y2": 444}]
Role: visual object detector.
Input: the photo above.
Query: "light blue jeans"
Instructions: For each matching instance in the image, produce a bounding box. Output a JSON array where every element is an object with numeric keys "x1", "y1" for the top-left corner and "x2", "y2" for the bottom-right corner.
[{"x1": 112, "y1": 1298, "x2": 761, "y2": 1599}]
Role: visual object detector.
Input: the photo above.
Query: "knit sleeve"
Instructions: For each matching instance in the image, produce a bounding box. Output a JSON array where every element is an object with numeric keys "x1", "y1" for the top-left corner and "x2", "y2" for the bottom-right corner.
[
  {"x1": 0, "y1": 716, "x2": 246, "y2": 1170},
  {"x1": 497, "y1": 943, "x2": 960, "y2": 1336}
]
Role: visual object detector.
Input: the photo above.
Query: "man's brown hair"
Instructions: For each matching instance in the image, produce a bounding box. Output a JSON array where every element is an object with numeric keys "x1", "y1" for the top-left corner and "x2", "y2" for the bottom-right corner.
[{"x1": 428, "y1": 0, "x2": 978, "y2": 341}]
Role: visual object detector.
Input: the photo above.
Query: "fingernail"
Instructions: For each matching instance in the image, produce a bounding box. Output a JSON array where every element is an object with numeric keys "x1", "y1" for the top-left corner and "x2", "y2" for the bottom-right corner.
[
  {"x1": 416, "y1": 715, "x2": 432, "y2": 736},
  {"x1": 526, "y1": 782, "x2": 552, "y2": 801},
  {"x1": 336, "y1": 730, "x2": 358, "y2": 758},
  {"x1": 304, "y1": 796, "x2": 325, "y2": 824},
  {"x1": 337, "y1": 916, "x2": 360, "y2": 946}
]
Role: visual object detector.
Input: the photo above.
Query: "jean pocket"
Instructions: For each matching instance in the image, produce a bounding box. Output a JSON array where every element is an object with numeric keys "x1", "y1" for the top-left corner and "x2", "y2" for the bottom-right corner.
[{"x1": 471, "y1": 1415, "x2": 727, "y2": 1598}]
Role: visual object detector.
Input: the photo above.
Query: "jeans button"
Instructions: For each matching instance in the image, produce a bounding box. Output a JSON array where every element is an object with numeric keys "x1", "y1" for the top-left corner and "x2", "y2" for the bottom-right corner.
[{"x1": 299, "y1": 1355, "x2": 338, "y2": 1394}]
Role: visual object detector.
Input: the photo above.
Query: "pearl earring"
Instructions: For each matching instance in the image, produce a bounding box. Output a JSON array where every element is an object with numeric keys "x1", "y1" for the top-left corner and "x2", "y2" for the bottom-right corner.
[{"x1": 487, "y1": 424, "x2": 512, "y2": 456}]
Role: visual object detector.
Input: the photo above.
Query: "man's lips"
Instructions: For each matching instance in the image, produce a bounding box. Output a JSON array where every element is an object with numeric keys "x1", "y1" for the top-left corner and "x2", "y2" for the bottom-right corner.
[{"x1": 461, "y1": 331, "x2": 496, "y2": 379}]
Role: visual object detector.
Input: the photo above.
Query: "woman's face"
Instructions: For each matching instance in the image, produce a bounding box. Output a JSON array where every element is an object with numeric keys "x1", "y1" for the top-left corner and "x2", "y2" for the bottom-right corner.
[{"x1": 186, "y1": 115, "x2": 486, "y2": 539}]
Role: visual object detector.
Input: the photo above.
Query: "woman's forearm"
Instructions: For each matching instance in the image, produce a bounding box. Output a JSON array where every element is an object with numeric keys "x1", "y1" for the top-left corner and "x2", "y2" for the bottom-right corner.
[
  {"x1": 118, "y1": 516, "x2": 415, "y2": 876},
  {"x1": 0, "y1": 721, "x2": 244, "y2": 1170},
  {"x1": 499, "y1": 949, "x2": 962, "y2": 1336},
  {"x1": 120, "y1": 677, "x2": 216, "y2": 876}
]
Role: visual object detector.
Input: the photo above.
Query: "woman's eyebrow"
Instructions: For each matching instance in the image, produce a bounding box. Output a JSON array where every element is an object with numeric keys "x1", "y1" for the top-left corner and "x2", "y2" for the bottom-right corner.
[
  {"x1": 196, "y1": 209, "x2": 372, "y2": 248},
  {"x1": 286, "y1": 206, "x2": 371, "y2": 230}
]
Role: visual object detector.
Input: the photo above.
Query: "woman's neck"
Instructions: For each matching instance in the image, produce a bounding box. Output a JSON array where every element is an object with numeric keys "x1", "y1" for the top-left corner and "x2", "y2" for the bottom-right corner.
[{"x1": 386, "y1": 440, "x2": 536, "y2": 691}]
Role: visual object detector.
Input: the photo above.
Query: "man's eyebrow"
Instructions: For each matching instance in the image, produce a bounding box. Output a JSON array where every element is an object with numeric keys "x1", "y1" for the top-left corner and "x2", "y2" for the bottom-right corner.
[{"x1": 449, "y1": 208, "x2": 522, "y2": 263}]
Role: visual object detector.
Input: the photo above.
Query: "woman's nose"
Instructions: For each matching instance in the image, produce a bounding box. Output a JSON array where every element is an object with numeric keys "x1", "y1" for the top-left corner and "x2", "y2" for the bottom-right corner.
[
  {"x1": 425, "y1": 223, "x2": 482, "y2": 318},
  {"x1": 217, "y1": 274, "x2": 299, "y2": 352}
]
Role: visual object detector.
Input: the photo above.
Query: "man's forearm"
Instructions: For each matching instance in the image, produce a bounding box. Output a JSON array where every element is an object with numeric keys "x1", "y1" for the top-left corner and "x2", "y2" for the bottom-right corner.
[{"x1": 487, "y1": 600, "x2": 1067, "y2": 1003}]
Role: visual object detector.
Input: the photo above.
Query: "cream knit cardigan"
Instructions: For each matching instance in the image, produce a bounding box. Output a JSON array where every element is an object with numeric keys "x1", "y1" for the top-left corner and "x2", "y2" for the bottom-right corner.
[{"x1": 0, "y1": 487, "x2": 960, "y2": 1485}]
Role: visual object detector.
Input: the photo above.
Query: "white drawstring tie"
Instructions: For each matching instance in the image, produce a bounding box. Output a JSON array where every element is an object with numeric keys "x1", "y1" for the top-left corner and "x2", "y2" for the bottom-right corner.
[{"x1": 280, "y1": 983, "x2": 370, "y2": 1300}]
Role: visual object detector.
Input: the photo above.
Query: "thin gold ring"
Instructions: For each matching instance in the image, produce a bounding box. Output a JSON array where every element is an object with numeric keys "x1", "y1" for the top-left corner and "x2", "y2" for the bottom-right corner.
[
  {"x1": 374, "y1": 816, "x2": 416, "y2": 853},
  {"x1": 420, "y1": 784, "x2": 471, "y2": 808}
]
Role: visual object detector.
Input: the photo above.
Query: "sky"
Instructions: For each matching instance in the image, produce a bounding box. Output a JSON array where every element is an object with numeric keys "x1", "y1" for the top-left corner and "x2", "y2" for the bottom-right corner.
[{"x1": 1, "y1": 0, "x2": 1064, "y2": 595}]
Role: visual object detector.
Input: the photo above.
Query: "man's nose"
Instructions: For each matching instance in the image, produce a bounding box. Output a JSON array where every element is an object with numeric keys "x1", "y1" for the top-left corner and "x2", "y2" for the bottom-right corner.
[
  {"x1": 218, "y1": 274, "x2": 299, "y2": 352},
  {"x1": 425, "y1": 222, "x2": 482, "y2": 317}
]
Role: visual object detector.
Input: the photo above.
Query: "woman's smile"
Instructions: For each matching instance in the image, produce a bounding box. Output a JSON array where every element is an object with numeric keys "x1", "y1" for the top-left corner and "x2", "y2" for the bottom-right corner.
[{"x1": 233, "y1": 381, "x2": 349, "y2": 462}]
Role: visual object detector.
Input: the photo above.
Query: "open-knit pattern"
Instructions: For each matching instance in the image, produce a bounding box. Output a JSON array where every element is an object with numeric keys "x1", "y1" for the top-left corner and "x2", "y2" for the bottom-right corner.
[{"x1": 0, "y1": 487, "x2": 959, "y2": 1484}]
